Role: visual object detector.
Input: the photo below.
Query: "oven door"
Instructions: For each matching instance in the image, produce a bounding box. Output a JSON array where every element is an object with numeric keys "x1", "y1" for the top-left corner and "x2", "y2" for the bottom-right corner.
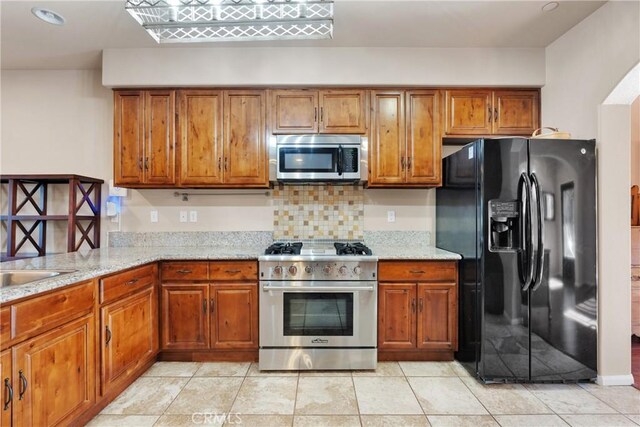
[
  {"x1": 259, "y1": 281, "x2": 377, "y2": 348},
  {"x1": 276, "y1": 144, "x2": 360, "y2": 181}
]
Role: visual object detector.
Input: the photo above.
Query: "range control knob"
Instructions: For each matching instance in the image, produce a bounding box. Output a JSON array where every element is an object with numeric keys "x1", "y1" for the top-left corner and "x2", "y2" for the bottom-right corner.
[
  {"x1": 339, "y1": 266, "x2": 349, "y2": 276},
  {"x1": 305, "y1": 266, "x2": 314, "y2": 274},
  {"x1": 353, "y1": 266, "x2": 362, "y2": 275},
  {"x1": 322, "y1": 265, "x2": 332, "y2": 275},
  {"x1": 273, "y1": 266, "x2": 283, "y2": 275},
  {"x1": 288, "y1": 265, "x2": 298, "y2": 275}
]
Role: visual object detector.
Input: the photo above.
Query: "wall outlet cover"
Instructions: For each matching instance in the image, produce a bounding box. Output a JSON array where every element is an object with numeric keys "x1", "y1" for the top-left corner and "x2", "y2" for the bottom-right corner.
[
  {"x1": 108, "y1": 179, "x2": 128, "y2": 197},
  {"x1": 150, "y1": 210, "x2": 159, "y2": 223},
  {"x1": 189, "y1": 210, "x2": 198, "y2": 223},
  {"x1": 179, "y1": 211, "x2": 188, "y2": 223},
  {"x1": 387, "y1": 210, "x2": 396, "y2": 223}
]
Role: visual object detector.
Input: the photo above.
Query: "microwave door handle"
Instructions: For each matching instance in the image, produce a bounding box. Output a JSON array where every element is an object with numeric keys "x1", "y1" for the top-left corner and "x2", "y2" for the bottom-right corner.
[{"x1": 337, "y1": 145, "x2": 343, "y2": 176}]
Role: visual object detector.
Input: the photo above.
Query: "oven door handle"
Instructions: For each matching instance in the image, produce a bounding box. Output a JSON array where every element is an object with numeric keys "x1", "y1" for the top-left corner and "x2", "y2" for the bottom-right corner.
[{"x1": 261, "y1": 285, "x2": 375, "y2": 292}]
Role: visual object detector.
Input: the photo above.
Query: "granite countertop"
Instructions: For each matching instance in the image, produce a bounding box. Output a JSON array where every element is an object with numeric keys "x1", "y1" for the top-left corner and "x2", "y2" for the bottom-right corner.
[{"x1": 0, "y1": 234, "x2": 461, "y2": 304}]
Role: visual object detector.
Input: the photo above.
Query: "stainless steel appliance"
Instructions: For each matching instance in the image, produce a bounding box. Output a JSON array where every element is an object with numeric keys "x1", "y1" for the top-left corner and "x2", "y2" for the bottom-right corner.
[
  {"x1": 270, "y1": 135, "x2": 365, "y2": 183},
  {"x1": 259, "y1": 241, "x2": 377, "y2": 370},
  {"x1": 436, "y1": 137, "x2": 597, "y2": 383}
]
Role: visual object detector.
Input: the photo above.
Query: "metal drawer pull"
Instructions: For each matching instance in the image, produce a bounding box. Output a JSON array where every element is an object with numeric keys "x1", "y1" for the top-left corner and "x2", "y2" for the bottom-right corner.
[
  {"x1": 4, "y1": 378, "x2": 12, "y2": 410},
  {"x1": 409, "y1": 270, "x2": 425, "y2": 274},
  {"x1": 105, "y1": 326, "x2": 112, "y2": 346},
  {"x1": 419, "y1": 298, "x2": 424, "y2": 312},
  {"x1": 225, "y1": 269, "x2": 242, "y2": 274},
  {"x1": 126, "y1": 278, "x2": 139, "y2": 285},
  {"x1": 263, "y1": 285, "x2": 374, "y2": 292},
  {"x1": 176, "y1": 269, "x2": 192, "y2": 274},
  {"x1": 18, "y1": 371, "x2": 26, "y2": 401}
]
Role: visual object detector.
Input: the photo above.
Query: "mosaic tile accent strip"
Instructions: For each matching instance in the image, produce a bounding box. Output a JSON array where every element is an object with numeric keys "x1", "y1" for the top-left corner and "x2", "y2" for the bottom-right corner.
[{"x1": 273, "y1": 184, "x2": 364, "y2": 240}]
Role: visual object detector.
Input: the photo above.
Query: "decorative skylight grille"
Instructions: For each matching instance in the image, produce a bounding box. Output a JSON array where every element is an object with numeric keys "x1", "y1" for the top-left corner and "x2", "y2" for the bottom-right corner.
[{"x1": 126, "y1": 0, "x2": 334, "y2": 43}]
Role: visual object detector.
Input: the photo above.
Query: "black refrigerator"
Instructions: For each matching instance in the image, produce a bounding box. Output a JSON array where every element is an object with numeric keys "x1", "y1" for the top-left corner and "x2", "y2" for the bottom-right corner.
[{"x1": 436, "y1": 138, "x2": 597, "y2": 383}]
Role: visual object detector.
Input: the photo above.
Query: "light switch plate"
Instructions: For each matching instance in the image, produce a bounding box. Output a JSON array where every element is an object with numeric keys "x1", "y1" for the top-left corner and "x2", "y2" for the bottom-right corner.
[
  {"x1": 189, "y1": 210, "x2": 198, "y2": 223},
  {"x1": 179, "y1": 211, "x2": 188, "y2": 223},
  {"x1": 150, "y1": 210, "x2": 158, "y2": 223},
  {"x1": 387, "y1": 210, "x2": 396, "y2": 223}
]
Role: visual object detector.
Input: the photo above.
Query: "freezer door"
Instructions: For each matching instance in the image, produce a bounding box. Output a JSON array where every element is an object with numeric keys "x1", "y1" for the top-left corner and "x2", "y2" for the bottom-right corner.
[
  {"x1": 480, "y1": 138, "x2": 532, "y2": 382},
  {"x1": 528, "y1": 139, "x2": 597, "y2": 381}
]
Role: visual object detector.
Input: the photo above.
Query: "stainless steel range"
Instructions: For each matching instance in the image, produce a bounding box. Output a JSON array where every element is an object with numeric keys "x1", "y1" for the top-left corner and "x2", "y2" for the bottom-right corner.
[{"x1": 258, "y1": 241, "x2": 378, "y2": 370}]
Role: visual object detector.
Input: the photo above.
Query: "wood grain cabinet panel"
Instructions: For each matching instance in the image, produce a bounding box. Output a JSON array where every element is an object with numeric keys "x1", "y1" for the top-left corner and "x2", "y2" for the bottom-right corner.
[
  {"x1": 161, "y1": 261, "x2": 209, "y2": 281},
  {"x1": 100, "y1": 264, "x2": 157, "y2": 305},
  {"x1": 161, "y1": 284, "x2": 210, "y2": 350},
  {"x1": 178, "y1": 90, "x2": 224, "y2": 185},
  {"x1": 492, "y1": 90, "x2": 539, "y2": 135},
  {"x1": 378, "y1": 283, "x2": 416, "y2": 350},
  {"x1": 416, "y1": 283, "x2": 457, "y2": 351},
  {"x1": 405, "y1": 90, "x2": 441, "y2": 185},
  {"x1": 209, "y1": 261, "x2": 258, "y2": 281},
  {"x1": 0, "y1": 350, "x2": 10, "y2": 427},
  {"x1": 444, "y1": 90, "x2": 493, "y2": 135},
  {"x1": 0, "y1": 308, "x2": 10, "y2": 351},
  {"x1": 210, "y1": 284, "x2": 258, "y2": 349},
  {"x1": 271, "y1": 90, "x2": 319, "y2": 134},
  {"x1": 144, "y1": 91, "x2": 176, "y2": 185},
  {"x1": 114, "y1": 91, "x2": 144, "y2": 185},
  {"x1": 319, "y1": 90, "x2": 367, "y2": 134},
  {"x1": 12, "y1": 314, "x2": 95, "y2": 427},
  {"x1": 101, "y1": 286, "x2": 158, "y2": 395},
  {"x1": 223, "y1": 91, "x2": 268, "y2": 186},
  {"x1": 369, "y1": 91, "x2": 405, "y2": 185}
]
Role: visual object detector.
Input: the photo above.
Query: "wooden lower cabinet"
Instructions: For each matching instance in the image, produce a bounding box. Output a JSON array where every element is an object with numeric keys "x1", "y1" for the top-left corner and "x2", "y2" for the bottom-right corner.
[
  {"x1": 378, "y1": 283, "x2": 416, "y2": 350},
  {"x1": 210, "y1": 283, "x2": 258, "y2": 349},
  {"x1": 416, "y1": 283, "x2": 457, "y2": 351},
  {"x1": 161, "y1": 284, "x2": 210, "y2": 350},
  {"x1": 101, "y1": 286, "x2": 158, "y2": 395},
  {"x1": 0, "y1": 351, "x2": 10, "y2": 427},
  {"x1": 12, "y1": 314, "x2": 95, "y2": 426}
]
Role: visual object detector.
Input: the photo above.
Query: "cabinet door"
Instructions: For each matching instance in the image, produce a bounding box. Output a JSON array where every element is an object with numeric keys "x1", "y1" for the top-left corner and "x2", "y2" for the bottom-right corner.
[
  {"x1": 178, "y1": 90, "x2": 223, "y2": 185},
  {"x1": 369, "y1": 91, "x2": 405, "y2": 185},
  {"x1": 101, "y1": 287, "x2": 158, "y2": 395},
  {"x1": 210, "y1": 283, "x2": 258, "y2": 349},
  {"x1": 378, "y1": 283, "x2": 416, "y2": 350},
  {"x1": 145, "y1": 90, "x2": 176, "y2": 185},
  {"x1": 319, "y1": 90, "x2": 367, "y2": 134},
  {"x1": 223, "y1": 91, "x2": 268, "y2": 186},
  {"x1": 12, "y1": 315, "x2": 95, "y2": 427},
  {"x1": 161, "y1": 284, "x2": 209, "y2": 350},
  {"x1": 1, "y1": 350, "x2": 10, "y2": 427},
  {"x1": 444, "y1": 90, "x2": 492, "y2": 135},
  {"x1": 114, "y1": 90, "x2": 144, "y2": 185},
  {"x1": 492, "y1": 90, "x2": 539, "y2": 135},
  {"x1": 405, "y1": 90, "x2": 442, "y2": 185},
  {"x1": 271, "y1": 90, "x2": 318, "y2": 134},
  {"x1": 416, "y1": 283, "x2": 457, "y2": 351}
]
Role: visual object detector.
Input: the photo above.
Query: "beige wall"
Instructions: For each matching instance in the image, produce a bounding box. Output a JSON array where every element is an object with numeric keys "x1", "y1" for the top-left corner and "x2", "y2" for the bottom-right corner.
[
  {"x1": 632, "y1": 96, "x2": 640, "y2": 188},
  {"x1": 542, "y1": 0, "x2": 640, "y2": 384}
]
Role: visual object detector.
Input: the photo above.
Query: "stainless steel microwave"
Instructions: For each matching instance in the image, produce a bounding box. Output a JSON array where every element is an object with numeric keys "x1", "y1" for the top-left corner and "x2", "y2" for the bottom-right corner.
[{"x1": 270, "y1": 135, "x2": 365, "y2": 183}]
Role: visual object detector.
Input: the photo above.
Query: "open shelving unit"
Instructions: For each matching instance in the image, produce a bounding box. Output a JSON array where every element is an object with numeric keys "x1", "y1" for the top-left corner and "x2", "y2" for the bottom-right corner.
[{"x1": 1, "y1": 174, "x2": 104, "y2": 261}]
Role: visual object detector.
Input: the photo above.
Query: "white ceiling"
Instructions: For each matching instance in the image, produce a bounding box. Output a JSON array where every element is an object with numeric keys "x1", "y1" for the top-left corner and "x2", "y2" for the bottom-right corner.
[{"x1": 1, "y1": 0, "x2": 605, "y2": 70}]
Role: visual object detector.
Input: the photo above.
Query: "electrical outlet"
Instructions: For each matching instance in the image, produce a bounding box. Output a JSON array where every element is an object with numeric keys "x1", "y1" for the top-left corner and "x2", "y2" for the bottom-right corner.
[
  {"x1": 189, "y1": 210, "x2": 198, "y2": 223},
  {"x1": 150, "y1": 210, "x2": 158, "y2": 223},
  {"x1": 179, "y1": 211, "x2": 188, "y2": 223},
  {"x1": 387, "y1": 210, "x2": 396, "y2": 223}
]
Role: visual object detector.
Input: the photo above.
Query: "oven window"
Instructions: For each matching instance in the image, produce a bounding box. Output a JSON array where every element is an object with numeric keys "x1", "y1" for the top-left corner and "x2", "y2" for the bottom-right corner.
[
  {"x1": 279, "y1": 148, "x2": 336, "y2": 173},
  {"x1": 283, "y1": 293, "x2": 354, "y2": 336}
]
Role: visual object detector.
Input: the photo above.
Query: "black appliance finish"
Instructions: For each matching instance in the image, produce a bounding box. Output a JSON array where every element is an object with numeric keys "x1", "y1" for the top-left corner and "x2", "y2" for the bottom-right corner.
[
  {"x1": 436, "y1": 138, "x2": 597, "y2": 383},
  {"x1": 335, "y1": 242, "x2": 373, "y2": 256},
  {"x1": 265, "y1": 242, "x2": 303, "y2": 255}
]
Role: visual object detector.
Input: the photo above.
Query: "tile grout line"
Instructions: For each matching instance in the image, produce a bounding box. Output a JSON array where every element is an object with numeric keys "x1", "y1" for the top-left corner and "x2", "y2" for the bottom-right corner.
[
  {"x1": 152, "y1": 363, "x2": 202, "y2": 426},
  {"x1": 575, "y1": 382, "x2": 630, "y2": 416},
  {"x1": 291, "y1": 370, "x2": 300, "y2": 427},
  {"x1": 223, "y1": 364, "x2": 251, "y2": 426},
  {"x1": 350, "y1": 369, "x2": 365, "y2": 427},
  {"x1": 525, "y1": 383, "x2": 623, "y2": 418}
]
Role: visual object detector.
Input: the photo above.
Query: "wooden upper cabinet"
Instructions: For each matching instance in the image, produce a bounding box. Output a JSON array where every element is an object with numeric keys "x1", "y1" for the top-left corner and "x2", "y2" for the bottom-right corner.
[
  {"x1": 223, "y1": 91, "x2": 268, "y2": 186},
  {"x1": 210, "y1": 283, "x2": 258, "y2": 349},
  {"x1": 178, "y1": 90, "x2": 223, "y2": 186},
  {"x1": 369, "y1": 91, "x2": 405, "y2": 185},
  {"x1": 161, "y1": 284, "x2": 209, "y2": 350},
  {"x1": 444, "y1": 89, "x2": 492, "y2": 135},
  {"x1": 12, "y1": 315, "x2": 95, "y2": 427},
  {"x1": 416, "y1": 283, "x2": 457, "y2": 351},
  {"x1": 378, "y1": 283, "x2": 416, "y2": 350},
  {"x1": 405, "y1": 90, "x2": 441, "y2": 185},
  {"x1": 114, "y1": 91, "x2": 144, "y2": 185},
  {"x1": 319, "y1": 90, "x2": 367, "y2": 134},
  {"x1": 271, "y1": 90, "x2": 318, "y2": 134},
  {"x1": 144, "y1": 91, "x2": 175, "y2": 185},
  {"x1": 492, "y1": 90, "x2": 539, "y2": 135}
]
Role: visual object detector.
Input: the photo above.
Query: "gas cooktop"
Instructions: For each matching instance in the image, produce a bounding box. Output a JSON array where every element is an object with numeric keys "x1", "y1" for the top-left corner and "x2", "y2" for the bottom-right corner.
[{"x1": 264, "y1": 241, "x2": 373, "y2": 256}]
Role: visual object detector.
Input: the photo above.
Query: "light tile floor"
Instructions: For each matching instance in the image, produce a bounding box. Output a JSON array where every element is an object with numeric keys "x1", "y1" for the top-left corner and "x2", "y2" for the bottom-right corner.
[{"x1": 87, "y1": 361, "x2": 640, "y2": 427}]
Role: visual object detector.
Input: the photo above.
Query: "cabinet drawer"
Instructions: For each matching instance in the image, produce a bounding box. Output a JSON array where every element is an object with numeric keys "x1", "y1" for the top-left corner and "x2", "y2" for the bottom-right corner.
[
  {"x1": 210, "y1": 261, "x2": 257, "y2": 281},
  {"x1": 161, "y1": 262, "x2": 209, "y2": 281},
  {"x1": 11, "y1": 281, "x2": 95, "y2": 341},
  {"x1": 379, "y1": 261, "x2": 457, "y2": 282},
  {"x1": 100, "y1": 264, "x2": 157, "y2": 304}
]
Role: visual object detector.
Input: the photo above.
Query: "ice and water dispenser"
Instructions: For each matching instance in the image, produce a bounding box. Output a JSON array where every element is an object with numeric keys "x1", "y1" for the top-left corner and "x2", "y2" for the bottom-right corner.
[{"x1": 488, "y1": 200, "x2": 520, "y2": 252}]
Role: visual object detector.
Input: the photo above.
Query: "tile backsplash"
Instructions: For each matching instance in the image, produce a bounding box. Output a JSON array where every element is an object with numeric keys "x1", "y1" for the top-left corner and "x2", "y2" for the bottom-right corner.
[{"x1": 273, "y1": 184, "x2": 364, "y2": 240}]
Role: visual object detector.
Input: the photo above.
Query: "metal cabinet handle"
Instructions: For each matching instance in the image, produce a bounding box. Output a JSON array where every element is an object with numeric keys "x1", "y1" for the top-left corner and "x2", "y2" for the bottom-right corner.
[
  {"x1": 314, "y1": 107, "x2": 318, "y2": 122},
  {"x1": 138, "y1": 158, "x2": 143, "y2": 171},
  {"x1": 401, "y1": 158, "x2": 406, "y2": 171},
  {"x1": 176, "y1": 269, "x2": 192, "y2": 274},
  {"x1": 494, "y1": 107, "x2": 499, "y2": 122},
  {"x1": 419, "y1": 298, "x2": 424, "y2": 312},
  {"x1": 225, "y1": 269, "x2": 241, "y2": 274},
  {"x1": 105, "y1": 326, "x2": 112, "y2": 346},
  {"x1": 144, "y1": 157, "x2": 149, "y2": 171},
  {"x1": 126, "y1": 278, "x2": 139, "y2": 285},
  {"x1": 407, "y1": 157, "x2": 412, "y2": 170},
  {"x1": 218, "y1": 157, "x2": 222, "y2": 171},
  {"x1": 320, "y1": 107, "x2": 324, "y2": 122},
  {"x1": 409, "y1": 270, "x2": 425, "y2": 274},
  {"x1": 18, "y1": 371, "x2": 26, "y2": 401},
  {"x1": 411, "y1": 298, "x2": 416, "y2": 313},
  {"x1": 488, "y1": 106, "x2": 492, "y2": 123},
  {"x1": 224, "y1": 157, "x2": 228, "y2": 171},
  {"x1": 4, "y1": 378, "x2": 12, "y2": 410},
  {"x1": 210, "y1": 298, "x2": 215, "y2": 313}
]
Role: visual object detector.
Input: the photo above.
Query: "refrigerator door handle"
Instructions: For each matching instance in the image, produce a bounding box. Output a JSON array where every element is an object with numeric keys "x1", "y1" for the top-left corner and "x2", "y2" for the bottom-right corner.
[
  {"x1": 519, "y1": 172, "x2": 535, "y2": 291},
  {"x1": 531, "y1": 173, "x2": 545, "y2": 291}
]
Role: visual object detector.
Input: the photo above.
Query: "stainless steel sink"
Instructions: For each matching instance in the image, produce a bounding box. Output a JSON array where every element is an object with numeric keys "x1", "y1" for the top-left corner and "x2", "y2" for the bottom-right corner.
[{"x1": 0, "y1": 270, "x2": 75, "y2": 287}]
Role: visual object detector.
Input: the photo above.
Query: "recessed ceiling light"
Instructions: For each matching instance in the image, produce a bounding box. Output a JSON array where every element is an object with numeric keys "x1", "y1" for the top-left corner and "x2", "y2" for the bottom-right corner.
[
  {"x1": 31, "y1": 7, "x2": 66, "y2": 25},
  {"x1": 542, "y1": 2, "x2": 560, "y2": 12}
]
